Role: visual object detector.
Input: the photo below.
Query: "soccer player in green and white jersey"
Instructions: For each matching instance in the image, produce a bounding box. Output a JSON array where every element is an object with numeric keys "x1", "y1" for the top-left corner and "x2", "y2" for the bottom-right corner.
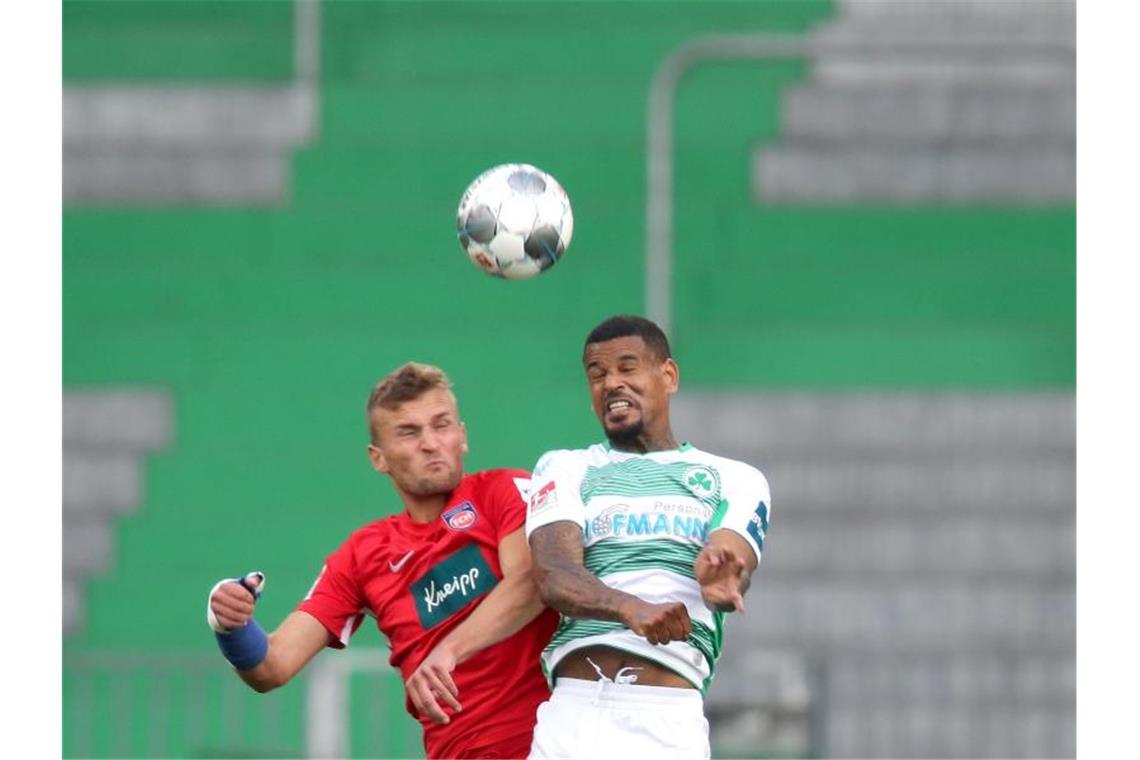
[{"x1": 525, "y1": 314, "x2": 771, "y2": 758}]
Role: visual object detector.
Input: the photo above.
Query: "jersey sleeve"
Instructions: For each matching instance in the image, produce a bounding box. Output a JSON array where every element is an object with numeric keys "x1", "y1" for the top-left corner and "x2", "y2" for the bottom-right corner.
[
  {"x1": 296, "y1": 537, "x2": 368, "y2": 649},
  {"x1": 710, "y1": 462, "x2": 772, "y2": 566},
  {"x1": 525, "y1": 450, "x2": 588, "y2": 538},
  {"x1": 486, "y1": 468, "x2": 534, "y2": 542}
]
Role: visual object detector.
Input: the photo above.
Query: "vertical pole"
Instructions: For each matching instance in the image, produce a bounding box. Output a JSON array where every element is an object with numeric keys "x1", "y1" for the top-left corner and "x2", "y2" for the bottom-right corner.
[
  {"x1": 293, "y1": 0, "x2": 321, "y2": 86},
  {"x1": 306, "y1": 659, "x2": 349, "y2": 758}
]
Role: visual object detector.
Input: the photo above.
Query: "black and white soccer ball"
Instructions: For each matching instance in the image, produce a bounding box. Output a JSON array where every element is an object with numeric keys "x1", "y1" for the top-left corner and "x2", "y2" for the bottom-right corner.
[{"x1": 456, "y1": 164, "x2": 574, "y2": 279}]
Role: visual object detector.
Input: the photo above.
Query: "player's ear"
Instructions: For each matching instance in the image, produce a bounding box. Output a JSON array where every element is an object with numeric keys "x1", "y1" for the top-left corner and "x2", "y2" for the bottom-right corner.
[
  {"x1": 367, "y1": 444, "x2": 389, "y2": 474},
  {"x1": 662, "y1": 357, "x2": 680, "y2": 394},
  {"x1": 459, "y1": 421, "x2": 469, "y2": 454}
]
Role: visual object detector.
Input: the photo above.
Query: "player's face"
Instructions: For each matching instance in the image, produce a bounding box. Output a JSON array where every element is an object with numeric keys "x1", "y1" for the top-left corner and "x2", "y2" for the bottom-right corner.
[
  {"x1": 368, "y1": 388, "x2": 468, "y2": 498},
  {"x1": 583, "y1": 336, "x2": 678, "y2": 447}
]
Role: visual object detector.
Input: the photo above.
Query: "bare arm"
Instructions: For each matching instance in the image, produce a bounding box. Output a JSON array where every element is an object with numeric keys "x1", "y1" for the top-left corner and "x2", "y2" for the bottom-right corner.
[
  {"x1": 529, "y1": 521, "x2": 637, "y2": 621},
  {"x1": 695, "y1": 528, "x2": 759, "y2": 613},
  {"x1": 210, "y1": 582, "x2": 331, "y2": 693},
  {"x1": 529, "y1": 520, "x2": 691, "y2": 644},
  {"x1": 406, "y1": 527, "x2": 546, "y2": 724},
  {"x1": 435, "y1": 527, "x2": 545, "y2": 662},
  {"x1": 236, "y1": 611, "x2": 331, "y2": 692}
]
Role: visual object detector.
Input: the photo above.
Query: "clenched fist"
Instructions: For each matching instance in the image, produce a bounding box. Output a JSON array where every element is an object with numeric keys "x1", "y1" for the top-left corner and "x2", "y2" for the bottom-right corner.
[
  {"x1": 207, "y1": 572, "x2": 265, "y2": 632},
  {"x1": 621, "y1": 599, "x2": 691, "y2": 645}
]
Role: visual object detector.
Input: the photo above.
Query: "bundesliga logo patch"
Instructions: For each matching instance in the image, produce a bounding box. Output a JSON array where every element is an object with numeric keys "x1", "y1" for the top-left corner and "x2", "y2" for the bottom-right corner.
[
  {"x1": 747, "y1": 500, "x2": 769, "y2": 551},
  {"x1": 442, "y1": 502, "x2": 478, "y2": 531},
  {"x1": 530, "y1": 481, "x2": 557, "y2": 514},
  {"x1": 513, "y1": 477, "x2": 532, "y2": 502}
]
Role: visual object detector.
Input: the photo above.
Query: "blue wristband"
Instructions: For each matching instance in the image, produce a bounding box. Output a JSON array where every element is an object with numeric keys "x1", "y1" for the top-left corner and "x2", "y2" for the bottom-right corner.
[{"x1": 215, "y1": 619, "x2": 269, "y2": 670}]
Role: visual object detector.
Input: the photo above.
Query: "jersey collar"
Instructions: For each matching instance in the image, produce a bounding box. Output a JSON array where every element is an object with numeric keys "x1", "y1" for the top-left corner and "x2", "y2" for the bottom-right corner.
[{"x1": 602, "y1": 440, "x2": 693, "y2": 453}]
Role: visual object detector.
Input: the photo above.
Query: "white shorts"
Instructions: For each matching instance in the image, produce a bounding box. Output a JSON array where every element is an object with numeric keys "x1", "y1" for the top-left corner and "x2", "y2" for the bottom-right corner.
[{"x1": 528, "y1": 677, "x2": 710, "y2": 759}]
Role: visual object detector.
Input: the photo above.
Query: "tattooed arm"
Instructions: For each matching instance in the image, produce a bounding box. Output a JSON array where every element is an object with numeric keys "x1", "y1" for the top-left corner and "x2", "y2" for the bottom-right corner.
[{"x1": 529, "y1": 521, "x2": 691, "y2": 645}]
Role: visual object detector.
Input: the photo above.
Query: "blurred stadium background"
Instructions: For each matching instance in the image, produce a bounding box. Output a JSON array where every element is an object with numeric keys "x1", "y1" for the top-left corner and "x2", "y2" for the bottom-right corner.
[{"x1": 62, "y1": 1, "x2": 1075, "y2": 757}]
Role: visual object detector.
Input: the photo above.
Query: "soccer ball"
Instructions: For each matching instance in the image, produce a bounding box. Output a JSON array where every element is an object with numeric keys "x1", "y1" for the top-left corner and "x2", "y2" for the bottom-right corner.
[{"x1": 456, "y1": 164, "x2": 574, "y2": 279}]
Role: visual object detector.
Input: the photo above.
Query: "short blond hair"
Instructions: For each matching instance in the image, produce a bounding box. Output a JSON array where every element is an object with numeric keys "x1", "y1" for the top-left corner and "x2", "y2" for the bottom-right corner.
[{"x1": 366, "y1": 362, "x2": 455, "y2": 443}]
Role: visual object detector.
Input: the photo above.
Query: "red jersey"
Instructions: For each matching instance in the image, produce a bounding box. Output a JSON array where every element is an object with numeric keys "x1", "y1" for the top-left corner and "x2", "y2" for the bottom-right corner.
[{"x1": 298, "y1": 469, "x2": 559, "y2": 759}]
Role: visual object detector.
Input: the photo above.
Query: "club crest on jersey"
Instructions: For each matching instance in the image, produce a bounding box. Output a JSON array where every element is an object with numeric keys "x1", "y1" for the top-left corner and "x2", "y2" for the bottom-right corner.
[
  {"x1": 442, "y1": 501, "x2": 478, "y2": 531},
  {"x1": 530, "y1": 480, "x2": 558, "y2": 515},
  {"x1": 682, "y1": 466, "x2": 721, "y2": 500}
]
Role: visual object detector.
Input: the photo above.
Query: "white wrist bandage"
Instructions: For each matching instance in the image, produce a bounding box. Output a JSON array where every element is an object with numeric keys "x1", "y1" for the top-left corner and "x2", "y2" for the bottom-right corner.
[{"x1": 206, "y1": 571, "x2": 266, "y2": 633}]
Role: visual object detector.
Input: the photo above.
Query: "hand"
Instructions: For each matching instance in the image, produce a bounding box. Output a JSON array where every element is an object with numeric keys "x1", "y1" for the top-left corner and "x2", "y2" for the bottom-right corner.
[
  {"x1": 209, "y1": 573, "x2": 264, "y2": 631},
  {"x1": 406, "y1": 644, "x2": 462, "y2": 725},
  {"x1": 695, "y1": 545, "x2": 747, "y2": 612},
  {"x1": 622, "y1": 599, "x2": 692, "y2": 645}
]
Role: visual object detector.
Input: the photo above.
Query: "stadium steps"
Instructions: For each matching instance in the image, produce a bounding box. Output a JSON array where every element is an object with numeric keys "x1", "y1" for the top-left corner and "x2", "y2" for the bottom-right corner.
[
  {"x1": 739, "y1": 582, "x2": 1073, "y2": 649},
  {"x1": 827, "y1": 701, "x2": 1072, "y2": 759},
  {"x1": 754, "y1": 146, "x2": 1073, "y2": 204},
  {"x1": 826, "y1": 652, "x2": 1075, "y2": 707},
  {"x1": 63, "y1": 389, "x2": 173, "y2": 634},
  {"x1": 820, "y1": 0, "x2": 1075, "y2": 34},
  {"x1": 63, "y1": 520, "x2": 115, "y2": 575},
  {"x1": 735, "y1": 650, "x2": 1075, "y2": 756},
  {"x1": 63, "y1": 85, "x2": 316, "y2": 206},
  {"x1": 64, "y1": 389, "x2": 173, "y2": 450},
  {"x1": 807, "y1": 56, "x2": 1074, "y2": 89},
  {"x1": 781, "y1": 87, "x2": 1075, "y2": 143},
  {"x1": 63, "y1": 453, "x2": 143, "y2": 515},
  {"x1": 753, "y1": 457, "x2": 1073, "y2": 514},
  {"x1": 672, "y1": 392, "x2": 1074, "y2": 457},
  {"x1": 764, "y1": 515, "x2": 1074, "y2": 582},
  {"x1": 682, "y1": 392, "x2": 1074, "y2": 758},
  {"x1": 753, "y1": 0, "x2": 1074, "y2": 203}
]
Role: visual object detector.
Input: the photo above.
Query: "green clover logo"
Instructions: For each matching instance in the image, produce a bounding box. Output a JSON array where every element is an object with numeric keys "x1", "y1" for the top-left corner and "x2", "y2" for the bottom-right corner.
[{"x1": 684, "y1": 466, "x2": 719, "y2": 497}]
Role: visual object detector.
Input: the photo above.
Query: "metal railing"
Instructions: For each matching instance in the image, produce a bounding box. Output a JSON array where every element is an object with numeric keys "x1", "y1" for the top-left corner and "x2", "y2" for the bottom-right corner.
[
  {"x1": 644, "y1": 32, "x2": 1076, "y2": 343},
  {"x1": 63, "y1": 650, "x2": 421, "y2": 759}
]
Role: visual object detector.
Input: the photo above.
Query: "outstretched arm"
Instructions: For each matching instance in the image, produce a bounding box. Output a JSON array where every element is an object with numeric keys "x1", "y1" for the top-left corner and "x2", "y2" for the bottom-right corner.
[
  {"x1": 405, "y1": 527, "x2": 546, "y2": 724},
  {"x1": 209, "y1": 576, "x2": 331, "y2": 693},
  {"x1": 529, "y1": 521, "x2": 691, "y2": 644},
  {"x1": 695, "y1": 529, "x2": 758, "y2": 613},
  {"x1": 237, "y1": 612, "x2": 330, "y2": 693}
]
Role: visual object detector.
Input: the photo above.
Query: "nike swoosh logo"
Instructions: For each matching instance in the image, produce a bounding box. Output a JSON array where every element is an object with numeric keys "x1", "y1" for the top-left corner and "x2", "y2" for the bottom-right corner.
[{"x1": 388, "y1": 550, "x2": 415, "y2": 573}]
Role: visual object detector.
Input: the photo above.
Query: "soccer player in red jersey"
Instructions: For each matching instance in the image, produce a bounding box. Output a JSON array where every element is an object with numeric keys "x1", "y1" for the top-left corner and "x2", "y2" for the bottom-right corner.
[{"x1": 206, "y1": 363, "x2": 559, "y2": 759}]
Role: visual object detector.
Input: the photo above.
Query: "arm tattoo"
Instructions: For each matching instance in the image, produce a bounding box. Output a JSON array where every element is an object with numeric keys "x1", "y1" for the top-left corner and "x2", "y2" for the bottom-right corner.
[{"x1": 529, "y1": 522, "x2": 640, "y2": 622}]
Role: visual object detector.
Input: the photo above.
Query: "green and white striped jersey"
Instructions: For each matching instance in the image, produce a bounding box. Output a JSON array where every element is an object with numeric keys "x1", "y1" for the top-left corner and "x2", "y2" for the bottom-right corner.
[{"x1": 524, "y1": 442, "x2": 771, "y2": 692}]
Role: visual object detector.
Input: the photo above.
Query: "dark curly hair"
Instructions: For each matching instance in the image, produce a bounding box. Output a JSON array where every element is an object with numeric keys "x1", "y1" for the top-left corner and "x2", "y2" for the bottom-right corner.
[{"x1": 583, "y1": 314, "x2": 672, "y2": 362}]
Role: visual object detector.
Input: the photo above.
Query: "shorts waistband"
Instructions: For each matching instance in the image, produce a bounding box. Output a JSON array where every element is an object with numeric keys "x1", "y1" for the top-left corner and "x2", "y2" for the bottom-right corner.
[{"x1": 552, "y1": 677, "x2": 704, "y2": 707}]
